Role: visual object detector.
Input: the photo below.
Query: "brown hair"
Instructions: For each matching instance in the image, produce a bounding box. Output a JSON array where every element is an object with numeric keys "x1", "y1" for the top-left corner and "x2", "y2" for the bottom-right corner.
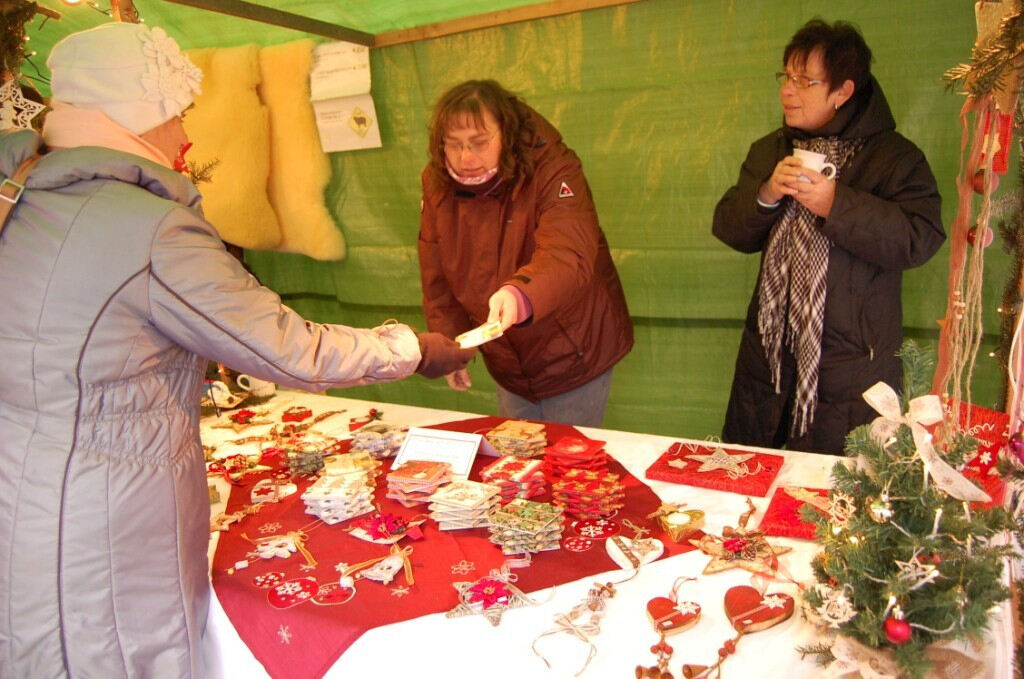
[{"x1": 427, "y1": 80, "x2": 536, "y2": 185}]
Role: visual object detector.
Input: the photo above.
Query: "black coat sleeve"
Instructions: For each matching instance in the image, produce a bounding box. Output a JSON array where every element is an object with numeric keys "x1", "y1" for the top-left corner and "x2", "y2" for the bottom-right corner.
[
  {"x1": 820, "y1": 134, "x2": 944, "y2": 271},
  {"x1": 712, "y1": 133, "x2": 787, "y2": 253}
]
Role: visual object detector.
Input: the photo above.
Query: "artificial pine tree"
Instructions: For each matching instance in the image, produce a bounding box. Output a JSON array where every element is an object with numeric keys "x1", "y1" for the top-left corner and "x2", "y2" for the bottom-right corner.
[{"x1": 800, "y1": 341, "x2": 1019, "y2": 678}]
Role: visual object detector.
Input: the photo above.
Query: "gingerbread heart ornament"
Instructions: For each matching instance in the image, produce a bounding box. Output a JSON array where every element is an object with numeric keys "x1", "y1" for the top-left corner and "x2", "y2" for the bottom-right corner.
[
  {"x1": 723, "y1": 586, "x2": 794, "y2": 633},
  {"x1": 646, "y1": 596, "x2": 701, "y2": 635}
]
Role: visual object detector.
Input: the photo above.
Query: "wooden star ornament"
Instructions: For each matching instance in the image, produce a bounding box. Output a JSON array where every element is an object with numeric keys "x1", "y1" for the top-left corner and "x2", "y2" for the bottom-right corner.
[
  {"x1": 686, "y1": 447, "x2": 756, "y2": 475},
  {"x1": 689, "y1": 498, "x2": 790, "y2": 576},
  {"x1": 446, "y1": 566, "x2": 535, "y2": 626}
]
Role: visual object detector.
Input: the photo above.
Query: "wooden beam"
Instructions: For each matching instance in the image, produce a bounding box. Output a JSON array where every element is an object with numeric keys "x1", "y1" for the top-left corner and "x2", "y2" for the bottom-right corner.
[
  {"x1": 161, "y1": 0, "x2": 373, "y2": 45},
  {"x1": 374, "y1": 0, "x2": 644, "y2": 48}
]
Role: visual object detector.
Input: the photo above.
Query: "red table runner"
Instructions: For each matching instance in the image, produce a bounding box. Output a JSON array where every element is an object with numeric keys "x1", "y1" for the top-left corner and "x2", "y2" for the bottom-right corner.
[{"x1": 211, "y1": 417, "x2": 695, "y2": 678}]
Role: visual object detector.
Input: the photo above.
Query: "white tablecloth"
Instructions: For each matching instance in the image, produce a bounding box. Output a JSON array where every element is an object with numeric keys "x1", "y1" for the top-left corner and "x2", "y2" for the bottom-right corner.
[{"x1": 200, "y1": 391, "x2": 1013, "y2": 679}]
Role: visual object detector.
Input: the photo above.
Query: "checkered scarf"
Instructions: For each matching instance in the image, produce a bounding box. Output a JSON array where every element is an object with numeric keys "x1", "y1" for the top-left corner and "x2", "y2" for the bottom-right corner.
[{"x1": 757, "y1": 136, "x2": 862, "y2": 438}]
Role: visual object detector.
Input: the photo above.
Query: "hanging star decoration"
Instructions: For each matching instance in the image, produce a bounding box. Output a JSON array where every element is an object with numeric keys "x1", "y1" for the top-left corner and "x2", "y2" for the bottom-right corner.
[
  {"x1": 895, "y1": 552, "x2": 941, "y2": 591},
  {"x1": 0, "y1": 79, "x2": 45, "y2": 132},
  {"x1": 446, "y1": 564, "x2": 536, "y2": 626},
  {"x1": 689, "y1": 498, "x2": 791, "y2": 575},
  {"x1": 685, "y1": 446, "x2": 761, "y2": 478}
]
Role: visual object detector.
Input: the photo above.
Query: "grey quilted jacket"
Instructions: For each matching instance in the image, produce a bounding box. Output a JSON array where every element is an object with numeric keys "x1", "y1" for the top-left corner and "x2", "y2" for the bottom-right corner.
[{"x1": 0, "y1": 130, "x2": 420, "y2": 678}]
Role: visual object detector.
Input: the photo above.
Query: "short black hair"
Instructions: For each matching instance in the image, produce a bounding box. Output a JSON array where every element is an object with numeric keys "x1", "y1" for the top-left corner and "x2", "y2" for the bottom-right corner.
[{"x1": 784, "y1": 19, "x2": 872, "y2": 93}]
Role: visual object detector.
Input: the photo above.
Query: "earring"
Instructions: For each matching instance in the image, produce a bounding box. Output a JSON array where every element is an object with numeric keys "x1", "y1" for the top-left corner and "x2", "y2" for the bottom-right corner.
[
  {"x1": 834, "y1": 103, "x2": 840, "y2": 111},
  {"x1": 636, "y1": 576, "x2": 701, "y2": 678}
]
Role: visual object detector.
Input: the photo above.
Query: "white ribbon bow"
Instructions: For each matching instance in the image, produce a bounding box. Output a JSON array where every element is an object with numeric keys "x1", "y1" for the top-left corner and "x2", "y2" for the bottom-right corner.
[
  {"x1": 823, "y1": 636, "x2": 901, "y2": 679},
  {"x1": 863, "y1": 382, "x2": 990, "y2": 503}
]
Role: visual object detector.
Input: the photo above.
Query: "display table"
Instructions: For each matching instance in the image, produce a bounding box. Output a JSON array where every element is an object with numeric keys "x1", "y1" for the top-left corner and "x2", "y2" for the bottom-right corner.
[{"x1": 200, "y1": 392, "x2": 1014, "y2": 678}]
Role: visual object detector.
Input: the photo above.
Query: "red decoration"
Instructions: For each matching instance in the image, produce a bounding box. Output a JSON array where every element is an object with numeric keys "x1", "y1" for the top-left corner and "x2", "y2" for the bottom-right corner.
[
  {"x1": 723, "y1": 586, "x2": 794, "y2": 633},
  {"x1": 758, "y1": 486, "x2": 829, "y2": 540},
  {"x1": 467, "y1": 578, "x2": 510, "y2": 608},
  {"x1": 173, "y1": 141, "x2": 193, "y2": 173},
  {"x1": 978, "y1": 108, "x2": 1013, "y2": 175},
  {"x1": 966, "y1": 224, "x2": 994, "y2": 247},
  {"x1": 230, "y1": 409, "x2": 256, "y2": 424},
  {"x1": 884, "y1": 615, "x2": 912, "y2": 644},
  {"x1": 645, "y1": 442, "x2": 784, "y2": 497},
  {"x1": 646, "y1": 596, "x2": 700, "y2": 634},
  {"x1": 971, "y1": 168, "x2": 999, "y2": 195},
  {"x1": 281, "y1": 406, "x2": 312, "y2": 422}
]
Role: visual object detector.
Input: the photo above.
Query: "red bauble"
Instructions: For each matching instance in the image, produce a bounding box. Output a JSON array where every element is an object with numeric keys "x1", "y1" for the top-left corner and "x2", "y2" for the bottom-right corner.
[
  {"x1": 972, "y1": 167, "x2": 999, "y2": 194},
  {"x1": 884, "y1": 616, "x2": 912, "y2": 644},
  {"x1": 966, "y1": 225, "x2": 994, "y2": 248}
]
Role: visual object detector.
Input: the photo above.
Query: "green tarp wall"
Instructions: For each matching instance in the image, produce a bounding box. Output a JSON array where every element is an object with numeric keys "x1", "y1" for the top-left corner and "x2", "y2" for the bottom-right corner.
[{"x1": 29, "y1": 0, "x2": 1012, "y2": 438}]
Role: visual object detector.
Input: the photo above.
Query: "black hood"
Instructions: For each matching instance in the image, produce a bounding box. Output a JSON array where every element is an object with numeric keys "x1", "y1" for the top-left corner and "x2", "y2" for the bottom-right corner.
[{"x1": 784, "y1": 75, "x2": 896, "y2": 142}]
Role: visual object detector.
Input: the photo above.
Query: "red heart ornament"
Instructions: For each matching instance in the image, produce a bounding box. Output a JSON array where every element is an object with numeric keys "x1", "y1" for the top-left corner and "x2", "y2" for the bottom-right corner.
[
  {"x1": 311, "y1": 582, "x2": 355, "y2": 606},
  {"x1": 267, "y1": 577, "x2": 318, "y2": 609},
  {"x1": 646, "y1": 596, "x2": 701, "y2": 635},
  {"x1": 723, "y1": 586, "x2": 794, "y2": 633}
]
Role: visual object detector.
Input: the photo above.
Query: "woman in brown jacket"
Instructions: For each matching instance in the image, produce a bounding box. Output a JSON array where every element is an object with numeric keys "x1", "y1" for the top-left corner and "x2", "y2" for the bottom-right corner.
[{"x1": 418, "y1": 80, "x2": 633, "y2": 426}]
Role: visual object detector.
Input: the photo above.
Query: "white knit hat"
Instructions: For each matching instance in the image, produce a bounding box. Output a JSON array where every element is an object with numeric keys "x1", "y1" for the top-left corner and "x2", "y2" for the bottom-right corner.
[{"x1": 47, "y1": 22, "x2": 202, "y2": 135}]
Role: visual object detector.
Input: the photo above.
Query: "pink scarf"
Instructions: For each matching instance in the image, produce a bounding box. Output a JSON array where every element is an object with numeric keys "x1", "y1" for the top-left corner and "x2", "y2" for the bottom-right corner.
[
  {"x1": 445, "y1": 157, "x2": 498, "y2": 186},
  {"x1": 42, "y1": 102, "x2": 172, "y2": 168}
]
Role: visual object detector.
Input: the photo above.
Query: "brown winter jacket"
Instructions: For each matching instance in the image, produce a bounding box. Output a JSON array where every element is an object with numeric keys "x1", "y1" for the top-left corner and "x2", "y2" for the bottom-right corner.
[{"x1": 418, "y1": 111, "x2": 633, "y2": 402}]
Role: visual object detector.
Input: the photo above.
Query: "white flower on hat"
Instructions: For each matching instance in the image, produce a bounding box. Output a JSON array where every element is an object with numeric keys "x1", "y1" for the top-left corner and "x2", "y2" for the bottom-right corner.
[{"x1": 138, "y1": 27, "x2": 202, "y2": 117}]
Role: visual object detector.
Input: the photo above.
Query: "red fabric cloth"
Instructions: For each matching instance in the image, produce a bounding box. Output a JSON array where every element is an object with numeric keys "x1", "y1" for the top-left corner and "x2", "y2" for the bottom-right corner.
[
  {"x1": 944, "y1": 401, "x2": 1008, "y2": 507},
  {"x1": 757, "y1": 487, "x2": 828, "y2": 540},
  {"x1": 645, "y1": 441, "x2": 784, "y2": 497},
  {"x1": 211, "y1": 417, "x2": 693, "y2": 678}
]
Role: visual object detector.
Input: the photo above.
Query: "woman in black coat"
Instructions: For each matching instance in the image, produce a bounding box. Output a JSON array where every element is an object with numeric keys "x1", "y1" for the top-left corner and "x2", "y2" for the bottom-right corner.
[{"x1": 712, "y1": 19, "x2": 945, "y2": 454}]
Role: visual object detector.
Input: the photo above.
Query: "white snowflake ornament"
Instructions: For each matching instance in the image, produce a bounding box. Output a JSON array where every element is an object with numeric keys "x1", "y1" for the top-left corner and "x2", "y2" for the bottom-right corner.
[{"x1": 0, "y1": 80, "x2": 45, "y2": 131}]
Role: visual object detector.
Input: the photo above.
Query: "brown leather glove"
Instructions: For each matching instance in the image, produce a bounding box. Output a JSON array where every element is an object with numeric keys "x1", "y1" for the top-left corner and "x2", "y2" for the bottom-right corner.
[{"x1": 415, "y1": 332, "x2": 477, "y2": 379}]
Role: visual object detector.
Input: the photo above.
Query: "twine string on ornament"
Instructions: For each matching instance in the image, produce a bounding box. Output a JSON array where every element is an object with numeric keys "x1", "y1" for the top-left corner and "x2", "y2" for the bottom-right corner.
[
  {"x1": 621, "y1": 518, "x2": 650, "y2": 540},
  {"x1": 531, "y1": 581, "x2": 619, "y2": 676},
  {"x1": 934, "y1": 94, "x2": 995, "y2": 409}
]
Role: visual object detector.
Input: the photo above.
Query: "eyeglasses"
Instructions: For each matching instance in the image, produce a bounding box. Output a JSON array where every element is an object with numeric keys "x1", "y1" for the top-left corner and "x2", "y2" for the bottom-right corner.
[
  {"x1": 442, "y1": 132, "x2": 496, "y2": 157},
  {"x1": 775, "y1": 72, "x2": 826, "y2": 89}
]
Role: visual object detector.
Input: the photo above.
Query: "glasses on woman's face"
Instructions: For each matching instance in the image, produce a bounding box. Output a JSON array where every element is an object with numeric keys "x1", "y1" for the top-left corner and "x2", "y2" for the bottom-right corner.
[
  {"x1": 442, "y1": 132, "x2": 496, "y2": 158},
  {"x1": 775, "y1": 71, "x2": 826, "y2": 89}
]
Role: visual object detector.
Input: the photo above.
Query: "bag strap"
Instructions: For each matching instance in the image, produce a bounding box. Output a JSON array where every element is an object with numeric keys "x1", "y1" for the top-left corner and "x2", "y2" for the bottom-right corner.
[{"x1": 0, "y1": 153, "x2": 42, "y2": 238}]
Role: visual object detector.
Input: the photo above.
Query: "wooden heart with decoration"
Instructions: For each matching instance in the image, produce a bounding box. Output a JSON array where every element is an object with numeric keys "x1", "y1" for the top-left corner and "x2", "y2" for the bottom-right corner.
[
  {"x1": 723, "y1": 585, "x2": 794, "y2": 633},
  {"x1": 646, "y1": 596, "x2": 701, "y2": 635}
]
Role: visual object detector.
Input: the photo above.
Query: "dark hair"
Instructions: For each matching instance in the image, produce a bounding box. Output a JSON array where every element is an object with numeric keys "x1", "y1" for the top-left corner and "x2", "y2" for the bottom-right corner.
[
  {"x1": 427, "y1": 80, "x2": 536, "y2": 185},
  {"x1": 783, "y1": 19, "x2": 872, "y2": 93}
]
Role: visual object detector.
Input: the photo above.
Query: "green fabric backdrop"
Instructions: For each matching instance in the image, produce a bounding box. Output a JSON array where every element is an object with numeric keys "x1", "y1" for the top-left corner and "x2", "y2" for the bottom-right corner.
[{"x1": 27, "y1": 0, "x2": 1011, "y2": 438}]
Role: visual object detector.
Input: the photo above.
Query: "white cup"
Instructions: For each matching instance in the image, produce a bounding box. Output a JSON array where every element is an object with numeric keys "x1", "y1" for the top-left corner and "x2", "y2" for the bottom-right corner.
[
  {"x1": 792, "y1": 148, "x2": 837, "y2": 182},
  {"x1": 236, "y1": 374, "x2": 276, "y2": 398},
  {"x1": 204, "y1": 380, "x2": 233, "y2": 403}
]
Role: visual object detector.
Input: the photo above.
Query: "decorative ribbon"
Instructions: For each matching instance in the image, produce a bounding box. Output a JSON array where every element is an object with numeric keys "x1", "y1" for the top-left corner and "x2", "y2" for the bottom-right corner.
[
  {"x1": 646, "y1": 502, "x2": 684, "y2": 520},
  {"x1": 341, "y1": 544, "x2": 415, "y2": 585},
  {"x1": 823, "y1": 636, "x2": 901, "y2": 679},
  {"x1": 531, "y1": 581, "x2": 616, "y2": 676},
  {"x1": 206, "y1": 462, "x2": 243, "y2": 486},
  {"x1": 863, "y1": 382, "x2": 991, "y2": 502}
]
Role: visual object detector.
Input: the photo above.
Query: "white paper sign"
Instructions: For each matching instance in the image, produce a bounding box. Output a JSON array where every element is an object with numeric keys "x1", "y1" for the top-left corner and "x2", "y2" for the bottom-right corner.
[
  {"x1": 309, "y1": 41, "x2": 382, "y2": 152},
  {"x1": 392, "y1": 427, "x2": 480, "y2": 477},
  {"x1": 310, "y1": 42, "x2": 371, "y2": 101},
  {"x1": 312, "y1": 94, "x2": 382, "y2": 152}
]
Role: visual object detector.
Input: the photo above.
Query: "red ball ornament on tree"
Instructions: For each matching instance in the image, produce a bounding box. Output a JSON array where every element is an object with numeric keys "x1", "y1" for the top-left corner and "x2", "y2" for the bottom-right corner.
[
  {"x1": 972, "y1": 167, "x2": 999, "y2": 194},
  {"x1": 884, "y1": 616, "x2": 912, "y2": 644},
  {"x1": 966, "y1": 225, "x2": 994, "y2": 248}
]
